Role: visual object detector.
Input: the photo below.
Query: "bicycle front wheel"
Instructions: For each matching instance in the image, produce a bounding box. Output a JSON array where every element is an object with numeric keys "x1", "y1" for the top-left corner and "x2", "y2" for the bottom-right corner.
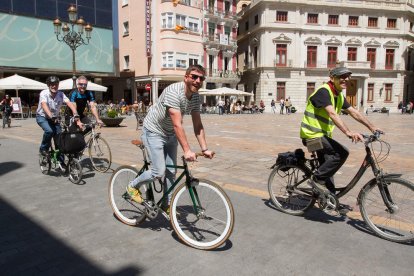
[
  {"x1": 88, "y1": 136, "x2": 112, "y2": 173},
  {"x1": 170, "y1": 179, "x2": 234, "y2": 250},
  {"x1": 108, "y1": 166, "x2": 146, "y2": 226},
  {"x1": 68, "y1": 159, "x2": 83, "y2": 184},
  {"x1": 268, "y1": 164, "x2": 315, "y2": 216},
  {"x1": 359, "y1": 177, "x2": 414, "y2": 243},
  {"x1": 39, "y1": 154, "x2": 51, "y2": 175}
]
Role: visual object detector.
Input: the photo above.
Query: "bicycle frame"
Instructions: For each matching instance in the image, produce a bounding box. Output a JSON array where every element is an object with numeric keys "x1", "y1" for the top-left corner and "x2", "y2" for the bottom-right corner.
[
  {"x1": 135, "y1": 145, "x2": 203, "y2": 215},
  {"x1": 300, "y1": 134, "x2": 399, "y2": 212},
  {"x1": 83, "y1": 124, "x2": 99, "y2": 146}
]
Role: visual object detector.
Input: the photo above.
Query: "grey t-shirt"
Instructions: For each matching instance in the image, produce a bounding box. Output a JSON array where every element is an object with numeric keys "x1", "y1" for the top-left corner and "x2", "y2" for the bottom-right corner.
[{"x1": 143, "y1": 82, "x2": 200, "y2": 136}]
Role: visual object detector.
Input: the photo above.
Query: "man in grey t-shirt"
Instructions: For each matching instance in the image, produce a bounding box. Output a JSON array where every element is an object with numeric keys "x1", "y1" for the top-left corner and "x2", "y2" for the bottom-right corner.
[{"x1": 128, "y1": 65, "x2": 214, "y2": 211}]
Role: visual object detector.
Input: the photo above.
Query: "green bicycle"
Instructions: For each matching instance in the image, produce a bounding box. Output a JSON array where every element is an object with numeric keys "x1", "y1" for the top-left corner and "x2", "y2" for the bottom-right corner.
[
  {"x1": 39, "y1": 144, "x2": 83, "y2": 184},
  {"x1": 108, "y1": 140, "x2": 235, "y2": 250}
]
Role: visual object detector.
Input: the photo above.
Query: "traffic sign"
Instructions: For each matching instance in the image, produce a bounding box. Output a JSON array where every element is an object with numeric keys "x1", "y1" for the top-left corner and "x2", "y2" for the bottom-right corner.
[{"x1": 145, "y1": 83, "x2": 151, "y2": 91}]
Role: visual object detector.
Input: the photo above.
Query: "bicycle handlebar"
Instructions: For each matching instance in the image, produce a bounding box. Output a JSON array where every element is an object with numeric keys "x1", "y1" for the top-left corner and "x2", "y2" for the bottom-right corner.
[{"x1": 362, "y1": 130, "x2": 384, "y2": 143}]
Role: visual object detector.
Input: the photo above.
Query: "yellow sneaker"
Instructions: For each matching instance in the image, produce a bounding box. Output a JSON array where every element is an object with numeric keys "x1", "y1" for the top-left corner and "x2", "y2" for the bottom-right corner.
[{"x1": 126, "y1": 186, "x2": 143, "y2": 203}]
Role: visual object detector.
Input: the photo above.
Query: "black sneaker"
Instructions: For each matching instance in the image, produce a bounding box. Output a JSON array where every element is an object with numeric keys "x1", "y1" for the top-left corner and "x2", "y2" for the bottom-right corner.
[
  {"x1": 338, "y1": 203, "x2": 353, "y2": 216},
  {"x1": 309, "y1": 176, "x2": 331, "y2": 195}
]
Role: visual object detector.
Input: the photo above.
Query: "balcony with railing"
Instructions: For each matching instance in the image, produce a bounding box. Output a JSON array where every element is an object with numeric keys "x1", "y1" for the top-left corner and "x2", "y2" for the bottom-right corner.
[
  {"x1": 339, "y1": 61, "x2": 371, "y2": 70},
  {"x1": 204, "y1": 7, "x2": 221, "y2": 21},
  {"x1": 206, "y1": 69, "x2": 241, "y2": 81},
  {"x1": 339, "y1": 61, "x2": 402, "y2": 71},
  {"x1": 203, "y1": 33, "x2": 220, "y2": 45},
  {"x1": 274, "y1": 59, "x2": 293, "y2": 68}
]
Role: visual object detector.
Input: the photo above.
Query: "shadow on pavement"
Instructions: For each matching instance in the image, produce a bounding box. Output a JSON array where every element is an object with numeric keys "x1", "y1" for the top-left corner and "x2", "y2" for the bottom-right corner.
[
  {"x1": 113, "y1": 212, "x2": 234, "y2": 251},
  {"x1": 263, "y1": 198, "x2": 346, "y2": 224},
  {"x1": 0, "y1": 161, "x2": 24, "y2": 177},
  {"x1": 0, "y1": 196, "x2": 142, "y2": 275},
  {"x1": 264, "y1": 199, "x2": 414, "y2": 245},
  {"x1": 346, "y1": 217, "x2": 414, "y2": 246}
]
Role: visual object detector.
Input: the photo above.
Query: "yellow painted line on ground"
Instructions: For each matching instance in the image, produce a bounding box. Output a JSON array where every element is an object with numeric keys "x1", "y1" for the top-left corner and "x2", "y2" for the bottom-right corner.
[{"x1": 214, "y1": 182, "x2": 268, "y2": 198}]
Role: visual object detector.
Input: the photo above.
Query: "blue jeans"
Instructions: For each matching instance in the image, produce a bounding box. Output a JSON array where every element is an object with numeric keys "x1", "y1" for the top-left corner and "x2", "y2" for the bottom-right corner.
[
  {"x1": 36, "y1": 115, "x2": 62, "y2": 152},
  {"x1": 130, "y1": 128, "x2": 178, "y2": 206}
]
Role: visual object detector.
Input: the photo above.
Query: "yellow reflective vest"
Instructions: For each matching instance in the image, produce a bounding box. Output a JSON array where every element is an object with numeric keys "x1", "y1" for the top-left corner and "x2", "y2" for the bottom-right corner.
[{"x1": 300, "y1": 83, "x2": 344, "y2": 139}]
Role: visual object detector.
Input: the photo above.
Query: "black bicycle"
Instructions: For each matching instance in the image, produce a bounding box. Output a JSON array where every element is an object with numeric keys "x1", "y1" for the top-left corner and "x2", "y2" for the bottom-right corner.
[
  {"x1": 268, "y1": 131, "x2": 414, "y2": 243},
  {"x1": 1, "y1": 104, "x2": 12, "y2": 128}
]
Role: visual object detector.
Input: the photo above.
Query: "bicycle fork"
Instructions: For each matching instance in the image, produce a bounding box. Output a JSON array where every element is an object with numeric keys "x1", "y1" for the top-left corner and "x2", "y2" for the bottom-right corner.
[
  {"x1": 187, "y1": 177, "x2": 206, "y2": 219},
  {"x1": 377, "y1": 177, "x2": 398, "y2": 214}
]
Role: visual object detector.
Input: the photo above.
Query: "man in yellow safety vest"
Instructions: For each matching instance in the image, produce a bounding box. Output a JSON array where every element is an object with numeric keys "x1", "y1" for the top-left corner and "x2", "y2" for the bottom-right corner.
[{"x1": 300, "y1": 66, "x2": 382, "y2": 195}]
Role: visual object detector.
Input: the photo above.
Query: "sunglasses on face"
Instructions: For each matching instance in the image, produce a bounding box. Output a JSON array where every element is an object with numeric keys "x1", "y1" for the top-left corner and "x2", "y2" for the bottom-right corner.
[
  {"x1": 337, "y1": 74, "x2": 351, "y2": 80},
  {"x1": 189, "y1": 74, "x2": 206, "y2": 82},
  {"x1": 78, "y1": 83, "x2": 88, "y2": 87}
]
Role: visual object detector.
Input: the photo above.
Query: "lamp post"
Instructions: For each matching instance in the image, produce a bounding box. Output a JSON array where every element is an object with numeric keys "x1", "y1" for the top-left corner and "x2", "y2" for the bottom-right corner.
[{"x1": 53, "y1": 5, "x2": 93, "y2": 90}]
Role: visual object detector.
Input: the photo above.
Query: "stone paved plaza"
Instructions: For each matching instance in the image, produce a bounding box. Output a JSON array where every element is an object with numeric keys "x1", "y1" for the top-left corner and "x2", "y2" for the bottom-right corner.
[
  {"x1": 1, "y1": 112, "x2": 414, "y2": 275},
  {"x1": 2, "y1": 112, "x2": 414, "y2": 200}
]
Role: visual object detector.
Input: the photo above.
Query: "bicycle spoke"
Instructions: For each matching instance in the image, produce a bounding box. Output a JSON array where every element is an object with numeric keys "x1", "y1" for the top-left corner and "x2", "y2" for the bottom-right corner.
[
  {"x1": 170, "y1": 181, "x2": 234, "y2": 250},
  {"x1": 360, "y1": 177, "x2": 414, "y2": 243}
]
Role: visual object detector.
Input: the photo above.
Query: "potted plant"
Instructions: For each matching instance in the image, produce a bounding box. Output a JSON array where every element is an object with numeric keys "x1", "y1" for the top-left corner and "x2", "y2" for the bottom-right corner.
[{"x1": 101, "y1": 108, "x2": 126, "y2": 127}]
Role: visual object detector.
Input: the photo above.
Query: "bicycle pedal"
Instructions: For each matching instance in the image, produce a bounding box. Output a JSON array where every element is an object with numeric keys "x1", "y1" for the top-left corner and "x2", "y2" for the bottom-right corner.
[{"x1": 160, "y1": 210, "x2": 170, "y2": 220}]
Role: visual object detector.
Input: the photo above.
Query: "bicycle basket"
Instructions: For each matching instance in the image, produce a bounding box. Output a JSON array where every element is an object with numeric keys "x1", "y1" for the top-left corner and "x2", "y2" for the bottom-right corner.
[{"x1": 57, "y1": 131, "x2": 86, "y2": 154}]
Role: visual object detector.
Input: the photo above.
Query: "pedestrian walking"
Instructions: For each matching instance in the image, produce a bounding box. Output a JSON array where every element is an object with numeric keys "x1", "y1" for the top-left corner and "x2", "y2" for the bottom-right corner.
[
  {"x1": 279, "y1": 98, "x2": 284, "y2": 114},
  {"x1": 271, "y1": 99, "x2": 276, "y2": 113}
]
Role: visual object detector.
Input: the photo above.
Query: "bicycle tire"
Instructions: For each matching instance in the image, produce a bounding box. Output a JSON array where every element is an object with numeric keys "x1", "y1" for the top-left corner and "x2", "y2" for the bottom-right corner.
[
  {"x1": 39, "y1": 154, "x2": 51, "y2": 175},
  {"x1": 108, "y1": 166, "x2": 147, "y2": 226},
  {"x1": 170, "y1": 179, "x2": 234, "y2": 250},
  {"x1": 88, "y1": 136, "x2": 112, "y2": 173},
  {"x1": 268, "y1": 164, "x2": 315, "y2": 216},
  {"x1": 359, "y1": 177, "x2": 414, "y2": 243},
  {"x1": 68, "y1": 159, "x2": 83, "y2": 184}
]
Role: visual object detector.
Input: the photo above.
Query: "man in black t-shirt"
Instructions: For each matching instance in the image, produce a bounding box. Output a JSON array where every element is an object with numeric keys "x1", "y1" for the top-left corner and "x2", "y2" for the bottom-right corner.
[{"x1": 69, "y1": 76, "x2": 103, "y2": 126}]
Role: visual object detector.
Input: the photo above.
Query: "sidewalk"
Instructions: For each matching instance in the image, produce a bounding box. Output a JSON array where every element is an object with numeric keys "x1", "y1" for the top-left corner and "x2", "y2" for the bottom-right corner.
[{"x1": 2, "y1": 112, "x2": 414, "y2": 206}]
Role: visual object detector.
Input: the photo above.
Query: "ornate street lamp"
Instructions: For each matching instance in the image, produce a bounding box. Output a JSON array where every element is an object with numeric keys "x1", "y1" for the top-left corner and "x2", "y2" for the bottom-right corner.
[{"x1": 53, "y1": 5, "x2": 93, "y2": 90}]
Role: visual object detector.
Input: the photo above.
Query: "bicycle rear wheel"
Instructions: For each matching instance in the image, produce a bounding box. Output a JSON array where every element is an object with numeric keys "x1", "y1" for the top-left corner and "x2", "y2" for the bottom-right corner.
[
  {"x1": 170, "y1": 179, "x2": 234, "y2": 250},
  {"x1": 108, "y1": 166, "x2": 147, "y2": 226},
  {"x1": 268, "y1": 164, "x2": 315, "y2": 216},
  {"x1": 39, "y1": 154, "x2": 51, "y2": 175},
  {"x1": 359, "y1": 177, "x2": 414, "y2": 243},
  {"x1": 88, "y1": 136, "x2": 112, "y2": 173},
  {"x1": 68, "y1": 159, "x2": 83, "y2": 184}
]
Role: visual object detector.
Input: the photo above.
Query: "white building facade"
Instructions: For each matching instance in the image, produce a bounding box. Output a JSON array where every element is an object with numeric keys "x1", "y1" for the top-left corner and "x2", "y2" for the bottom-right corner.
[{"x1": 237, "y1": 0, "x2": 414, "y2": 112}]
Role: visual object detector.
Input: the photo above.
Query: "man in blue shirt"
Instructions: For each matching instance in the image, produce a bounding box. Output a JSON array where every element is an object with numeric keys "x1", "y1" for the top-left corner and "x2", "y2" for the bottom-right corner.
[{"x1": 69, "y1": 75, "x2": 103, "y2": 125}]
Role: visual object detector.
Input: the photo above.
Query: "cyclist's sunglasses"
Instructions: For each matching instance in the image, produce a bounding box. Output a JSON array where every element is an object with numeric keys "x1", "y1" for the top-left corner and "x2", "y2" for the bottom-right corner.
[
  {"x1": 77, "y1": 83, "x2": 88, "y2": 87},
  {"x1": 337, "y1": 74, "x2": 351, "y2": 80},
  {"x1": 189, "y1": 74, "x2": 206, "y2": 81}
]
